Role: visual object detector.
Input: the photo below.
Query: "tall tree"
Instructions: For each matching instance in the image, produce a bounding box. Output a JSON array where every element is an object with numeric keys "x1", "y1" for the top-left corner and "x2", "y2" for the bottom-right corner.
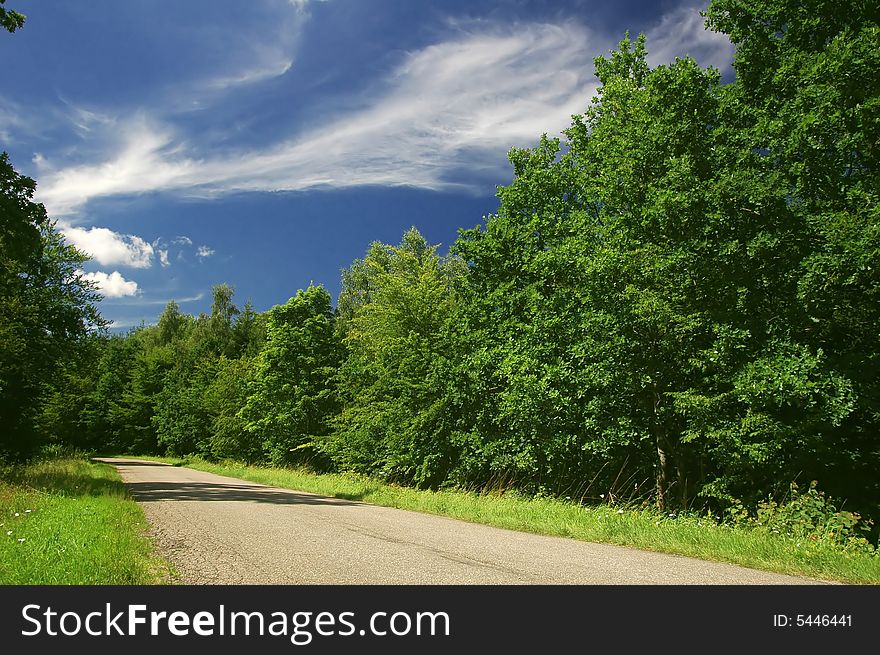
[
  {"x1": 328, "y1": 228, "x2": 466, "y2": 487},
  {"x1": 241, "y1": 285, "x2": 342, "y2": 466},
  {"x1": 701, "y1": 0, "x2": 880, "y2": 508},
  {"x1": 454, "y1": 26, "x2": 864, "y2": 510},
  {"x1": 0, "y1": 154, "x2": 105, "y2": 457}
]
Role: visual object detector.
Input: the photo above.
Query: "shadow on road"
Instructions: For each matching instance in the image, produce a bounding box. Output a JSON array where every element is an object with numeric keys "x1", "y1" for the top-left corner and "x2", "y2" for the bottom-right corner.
[
  {"x1": 92, "y1": 458, "x2": 173, "y2": 467},
  {"x1": 124, "y1": 481, "x2": 363, "y2": 506}
]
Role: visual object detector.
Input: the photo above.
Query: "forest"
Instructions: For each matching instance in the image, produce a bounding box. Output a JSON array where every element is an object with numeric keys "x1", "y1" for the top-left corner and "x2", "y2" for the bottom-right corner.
[{"x1": 2, "y1": 0, "x2": 878, "y2": 532}]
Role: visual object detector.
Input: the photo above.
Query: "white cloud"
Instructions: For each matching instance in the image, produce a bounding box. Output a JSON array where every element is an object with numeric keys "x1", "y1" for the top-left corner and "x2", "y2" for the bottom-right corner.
[
  {"x1": 204, "y1": 56, "x2": 293, "y2": 92},
  {"x1": 172, "y1": 235, "x2": 193, "y2": 246},
  {"x1": 79, "y1": 270, "x2": 139, "y2": 298},
  {"x1": 60, "y1": 99, "x2": 115, "y2": 136},
  {"x1": 35, "y1": 23, "x2": 601, "y2": 215},
  {"x1": 158, "y1": 249, "x2": 170, "y2": 267},
  {"x1": 645, "y1": 4, "x2": 734, "y2": 73},
  {"x1": 179, "y1": 2, "x2": 311, "y2": 104},
  {"x1": 0, "y1": 101, "x2": 27, "y2": 143},
  {"x1": 122, "y1": 292, "x2": 205, "y2": 306},
  {"x1": 32, "y1": 7, "x2": 733, "y2": 217},
  {"x1": 196, "y1": 246, "x2": 215, "y2": 259},
  {"x1": 287, "y1": 0, "x2": 327, "y2": 12},
  {"x1": 62, "y1": 225, "x2": 154, "y2": 268},
  {"x1": 109, "y1": 320, "x2": 139, "y2": 330},
  {"x1": 37, "y1": 116, "x2": 182, "y2": 216}
]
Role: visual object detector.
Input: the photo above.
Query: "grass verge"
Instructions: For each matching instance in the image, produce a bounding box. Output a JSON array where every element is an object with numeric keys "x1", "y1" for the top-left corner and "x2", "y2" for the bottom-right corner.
[
  {"x1": 0, "y1": 456, "x2": 174, "y2": 584},
  {"x1": 122, "y1": 455, "x2": 880, "y2": 584}
]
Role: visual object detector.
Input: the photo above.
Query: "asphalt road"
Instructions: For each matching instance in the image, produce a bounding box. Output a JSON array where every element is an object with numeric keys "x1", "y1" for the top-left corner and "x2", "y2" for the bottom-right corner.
[{"x1": 98, "y1": 457, "x2": 822, "y2": 585}]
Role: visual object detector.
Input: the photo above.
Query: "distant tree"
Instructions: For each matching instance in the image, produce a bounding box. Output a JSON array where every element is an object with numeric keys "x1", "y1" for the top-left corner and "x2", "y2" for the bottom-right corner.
[
  {"x1": 231, "y1": 300, "x2": 266, "y2": 359},
  {"x1": 203, "y1": 356, "x2": 261, "y2": 461},
  {"x1": 153, "y1": 361, "x2": 212, "y2": 456},
  {"x1": 155, "y1": 301, "x2": 190, "y2": 346},
  {"x1": 37, "y1": 334, "x2": 106, "y2": 451}
]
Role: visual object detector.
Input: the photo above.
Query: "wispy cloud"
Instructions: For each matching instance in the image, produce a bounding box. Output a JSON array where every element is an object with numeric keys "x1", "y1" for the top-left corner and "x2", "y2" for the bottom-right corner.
[
  {"x1": 204, "y1": 55, "x2": 293, "y2": 92},
  {"x1": 79, "y1": 270, "x2": 139, "y2": 298},
  {"x1": 179, "y1": 1, "x2": 310, "y2": 105},
  {"x1": 62, "y1": 225, "x2": 154, "y2": 268},
  {"x1": 59, "y1": 99, "x2": 115, "y2": 137},
  {"x1": 32, "y1": 5, "x2": 734, "y2": 217},
  {"x1": 106, "y1": 292, "x2": 206, "y2": 307},
  {"x1": 35, "y1": 23, "x2": 600, "y2": 215},
  {"x1": 196, "y1": 245, "x2": 215, "y2": 259},
  {"x1": 36, "y1": 115, "x2": 183, "y2": 216},
  {"x1": 0, "y1": 98, "x2": 37, "y2": 144},
  {"x1": 107, "y1": 289, "x2": 204, "y2": 327},
  {"x1": 645, "y1": 3, "x2": 733, "y2": 73},
  {"x1": 158, "y1": 249, "x2": 170, "y2": 267}
]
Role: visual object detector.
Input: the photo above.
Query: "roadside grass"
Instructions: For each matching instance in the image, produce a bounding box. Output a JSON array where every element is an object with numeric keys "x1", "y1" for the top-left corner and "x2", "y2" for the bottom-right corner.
[
  {"x1": 122, "y1": 455, "x2": 880, "y2": 584},
  {"x1": 0, "y1": 457, "x2": 173, "y2": 584}
]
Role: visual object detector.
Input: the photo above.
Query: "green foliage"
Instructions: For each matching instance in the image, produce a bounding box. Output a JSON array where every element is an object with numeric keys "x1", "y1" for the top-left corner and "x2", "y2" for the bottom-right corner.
[
  {"x1": 153, "y1": 363, "x2": 212, "y2": 456},
  {"x1": 454, "y1": 36, "x2": 737, "y2": 505},
  {"x1": 325, "y1": 228, "x2": 465, "y2": 487},
  {"x1": 155, "y1": 300, "x2": 190, "y2": 346},
  {"x1": 727, "y1": 481, "x2": 875, "y2": 553},
  {"x1": 202, "y1": 357, "x2": 260, "y2": 461},
  {"x1": 0, "y1": 153, "x2": 105, "y2": 458},
  {"x1": 0, "y1": 0, "x2": 25, "y2": 33},
  {"x1": 447, "y1": 6, "x2": 879, "y2": 519},
  {"x1": 702, "y1": 0, "x2": 880, "y2": 507},
  {"x1": 241, "y1": 285, "x2": 342, "y2": 466}
]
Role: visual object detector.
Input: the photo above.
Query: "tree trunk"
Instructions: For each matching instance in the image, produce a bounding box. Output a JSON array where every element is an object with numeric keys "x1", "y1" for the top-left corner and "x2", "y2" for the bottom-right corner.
[
  {"x1": 651, "y1": 384, "x2": 669, "y2": 512},
  {"x1": 655, "y1": 434, "x2": 669, "y2": 512},
  {"x1": 676, "y1": 451, "x2": 688, "y2": 510}
]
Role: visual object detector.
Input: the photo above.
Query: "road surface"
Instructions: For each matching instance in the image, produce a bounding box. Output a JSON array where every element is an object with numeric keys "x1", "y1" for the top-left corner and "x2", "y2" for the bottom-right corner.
[{"x1": 98, "y1": 457, "x2": 823, "y2": 585}]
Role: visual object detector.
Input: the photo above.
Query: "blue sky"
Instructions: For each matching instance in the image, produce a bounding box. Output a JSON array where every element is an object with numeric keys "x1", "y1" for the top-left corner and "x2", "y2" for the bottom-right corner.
[{"x1": 0, "y1": 0, "x2": 733, "y2": 329}]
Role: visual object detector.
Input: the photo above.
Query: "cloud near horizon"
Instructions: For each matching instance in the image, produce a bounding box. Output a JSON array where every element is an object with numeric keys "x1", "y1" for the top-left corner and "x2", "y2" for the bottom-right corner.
[{"x1": 78, "y1": 270, "x2": 139, "y2": 298}]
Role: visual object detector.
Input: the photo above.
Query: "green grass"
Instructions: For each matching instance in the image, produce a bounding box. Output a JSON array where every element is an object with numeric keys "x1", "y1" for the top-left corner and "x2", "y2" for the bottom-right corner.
[
  {"x1": 0, "y1": 457, "x2": 174, "y2": 584},
  {"x1": 124, "y1": 455, "x2": 880, "y2": 584}
]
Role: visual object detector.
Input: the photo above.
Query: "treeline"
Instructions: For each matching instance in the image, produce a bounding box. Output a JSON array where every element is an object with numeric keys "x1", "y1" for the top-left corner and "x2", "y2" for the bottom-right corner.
[{"x1": 4, "y1": 1, "x2": 879, "y2": 522}]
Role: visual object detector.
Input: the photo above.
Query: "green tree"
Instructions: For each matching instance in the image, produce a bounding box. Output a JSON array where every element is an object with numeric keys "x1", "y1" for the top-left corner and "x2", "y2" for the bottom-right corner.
[
  {"x1": 37, "y1": 334, "x2": 106, "y2": 451},
  {"x1": 328, "y1": 228, "x2": 466, "y2": 487},
  {"x1": 231, "y1": 300, "x2": 266, "y2": 359},
  {"x1": 0, "y1": 0, "x2": 25, "y2": 33},
  {"x1": 203, "y1": 356, "x2": 261, "y2": 461},
  {"x1": 454, "y1": 26, "x2": 865, "y2": 511},
  {"x1": 703, "y1": 0, "x2": 880, "y2": 514},
  {"x1": 0, "y1": 154, "x2": 105, "y2": 457},
  {"x1": 155, "y1": 301, "x2": 190, "y2": 346},
  {"x1": 242, "y1": 285, "x2": 342, "y2": 466},
  {"x1": 153, "y1": 361, "x2": 212, "y2": 456}
]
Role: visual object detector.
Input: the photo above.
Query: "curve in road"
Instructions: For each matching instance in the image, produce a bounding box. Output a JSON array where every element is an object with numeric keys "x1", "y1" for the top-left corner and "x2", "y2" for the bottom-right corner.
[{"x1": 98, "y1": 457, "x2": 823, "y2": 585}]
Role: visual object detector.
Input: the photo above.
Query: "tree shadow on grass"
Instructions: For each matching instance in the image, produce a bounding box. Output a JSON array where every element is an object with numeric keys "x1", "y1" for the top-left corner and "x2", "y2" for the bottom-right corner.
[{"x1": 5, "y1": 464, "x2": 125, "y2": 498}]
